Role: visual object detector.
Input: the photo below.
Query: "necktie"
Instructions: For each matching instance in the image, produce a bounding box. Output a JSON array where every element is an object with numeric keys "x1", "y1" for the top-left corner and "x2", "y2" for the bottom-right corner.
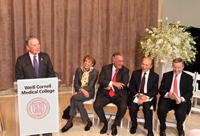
[
  {"x1": 109, "y1": 70, "x2": 118, "y2": 97},
  {"x1": 33, "y1": 56, "x2": 39, "y2": 77},
  {"x1": 173, "y1": 74, "x2": 178, "y2": 96},
  {"x1": 140, "y1": 73, "x2": 146, "y2": 94}
]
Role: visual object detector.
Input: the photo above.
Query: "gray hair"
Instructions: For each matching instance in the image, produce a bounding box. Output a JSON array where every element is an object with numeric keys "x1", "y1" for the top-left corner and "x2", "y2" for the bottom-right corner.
[
  {"x1": 111, "y1": 52, "x2": 122, "y2": 61},
  {"x1": 25, "y1": 35, "x2": 37, "y2": 46}
]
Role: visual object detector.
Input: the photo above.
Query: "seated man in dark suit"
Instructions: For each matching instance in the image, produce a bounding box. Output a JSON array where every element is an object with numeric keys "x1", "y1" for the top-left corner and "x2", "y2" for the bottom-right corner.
[
  {"x1": 157, "y1": 58, "x2": 193, "y2": 136},
  {"x1": 94, "y1": 52, "x2": 129, "y2": 135},
  {"x1": 15, "y1": 35, "x2": 56, "y2": 136},
  {"x1": 128, "y1": 57, "x2": 159, "y2": 136}
]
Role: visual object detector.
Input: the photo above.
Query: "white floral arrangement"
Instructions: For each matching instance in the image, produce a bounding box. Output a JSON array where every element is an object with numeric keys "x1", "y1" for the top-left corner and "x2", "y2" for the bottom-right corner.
[{"x1": 140, "y1": 17, "x2": 197, "y2": 68}]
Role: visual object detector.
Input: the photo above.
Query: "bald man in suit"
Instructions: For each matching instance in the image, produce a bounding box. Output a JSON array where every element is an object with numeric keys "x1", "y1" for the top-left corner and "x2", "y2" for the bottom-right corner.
[
  {"x1": 128, "y1": 57, "x2": 159, "y2": 136},
  {"x1": 15, "y1": 36, "x2": 55, "y2": 136}
]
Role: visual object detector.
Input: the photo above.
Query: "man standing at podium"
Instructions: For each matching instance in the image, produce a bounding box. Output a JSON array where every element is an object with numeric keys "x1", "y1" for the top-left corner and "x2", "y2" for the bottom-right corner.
[
  {"x1": 15, "y1": 35, "x2": 55, "y2": 80},
  {"x1": 15, "y1": 35, "x2": 55, "y2": 136}
]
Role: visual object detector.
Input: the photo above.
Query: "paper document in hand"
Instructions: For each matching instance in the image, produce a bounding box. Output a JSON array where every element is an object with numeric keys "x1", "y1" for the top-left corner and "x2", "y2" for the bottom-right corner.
[{"x1": 133, "y1": 96, "x2": 153, "y2": 103}]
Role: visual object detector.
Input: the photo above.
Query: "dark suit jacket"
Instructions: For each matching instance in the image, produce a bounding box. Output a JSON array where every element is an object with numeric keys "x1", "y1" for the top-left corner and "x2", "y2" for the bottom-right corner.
[
  {"x1": 128, "y1": 69, "x2": 159, "y2": 109},
  {"x1": 15, "y1": 52, "x2": 55, "y2": 80},
  {"x1": 74, "y1": 67, "x2": 99, "y2": 99},
  {"x1": 159, "y1": 71, "x2": 193, "y2": 114},
  {"x1": 96, "y1": 64, "x2": 129, "y2": 100}
]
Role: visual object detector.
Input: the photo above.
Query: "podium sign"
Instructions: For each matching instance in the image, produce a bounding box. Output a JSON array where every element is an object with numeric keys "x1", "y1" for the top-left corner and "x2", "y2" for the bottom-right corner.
[{"x1": 17, "y1": 78, "x2": 59, "y2": 135}]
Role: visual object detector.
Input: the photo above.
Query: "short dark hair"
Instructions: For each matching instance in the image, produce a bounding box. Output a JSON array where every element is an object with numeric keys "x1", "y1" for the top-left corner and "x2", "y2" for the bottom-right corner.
[
  {"x1": 111, "y1": 52, "x2": 122, "y2": 61},
  {"x1": 83, "y1": 55, "x2": 96, "y2": 66},
  {"x1": 25, "y1": 35, "x2": 37, "y2": 46},
  {"x1": 173, "y1": 58, "x2": 185, "y2": 66}
]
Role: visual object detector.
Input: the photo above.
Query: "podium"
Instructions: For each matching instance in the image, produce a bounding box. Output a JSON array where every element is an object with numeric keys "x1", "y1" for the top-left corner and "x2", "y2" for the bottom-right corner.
[{"x1": 17, "y1": 78, "x2": 59, "y2": 135}]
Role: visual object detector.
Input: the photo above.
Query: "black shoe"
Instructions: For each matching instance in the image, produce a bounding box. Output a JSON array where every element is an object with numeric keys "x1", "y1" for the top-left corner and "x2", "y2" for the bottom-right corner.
[
  {"x1": 61, "y1": 123, "x2": 73, "y2": 133},
  {"x1": 147, "y1": 130, "x2": 154, "y2": 136},
  {"x1": 178, "y1": 130, "x2": 185, "y2": 136},
  {"x1": 111, "y1": 124, "x2": 117, "y2": 135},
  {"x1": 130, "y1": 127, "x2": 136, "y2": 134},
  {"x1": 160, "y1": 131, "x2": 166, "y2": 136},
  {"x1": 85, "y1": 121, "x2": 92, "y2": 131},
  {"x1": 100, "y1": 124, "x2": 107, "y2": 134},
  {"x1": 42, "y1": 133, "x2": 52, "y2": 136}
]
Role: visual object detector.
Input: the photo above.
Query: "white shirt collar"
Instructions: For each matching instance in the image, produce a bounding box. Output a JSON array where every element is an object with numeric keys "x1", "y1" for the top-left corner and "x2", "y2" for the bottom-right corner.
[
  {"x1": 112, "y1": 65, "x2": 117, "y2": 72},
  {"x1": 142, "y1": 70, "x2": 150, "y2": 76},
  {"x1": 173, "y1": 72, "x2": 182, "y2": 78},
  {"x1": 29, "y1": 52, "x2": 39, "y2": 58},
  {"x1": 29, "y1": 52, "x2": 39, "y2": 66}
]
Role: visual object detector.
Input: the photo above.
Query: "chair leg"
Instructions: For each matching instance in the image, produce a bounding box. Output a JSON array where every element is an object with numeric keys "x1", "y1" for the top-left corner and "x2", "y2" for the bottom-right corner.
[
  {"x1": 120, "y1": 118, "x2": 123, "y2": 128},
  {"x1": 97, "y1": 117, "x2": 100, "y2": 125},
  {"x1": 152, "y1": 112, "x2": 155, "y2": 131},
  {"x1": 127, "y1": 116, "x2": 130, "y2": 129},
  {"x1": 156, "y1": 120, "x2": 160, "y2": 132},
  {"x1": 107, "y1": 115, "x2": 112, "y2": 135},
  {"x1": 92, "y1": 112, "x2": 95, "y2": 126}
]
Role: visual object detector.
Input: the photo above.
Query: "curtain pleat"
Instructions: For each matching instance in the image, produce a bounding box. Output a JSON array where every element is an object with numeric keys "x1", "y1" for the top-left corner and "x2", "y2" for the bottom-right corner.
[{"x1": 0, "y1": 0, "x2": 158, "y2": 90}]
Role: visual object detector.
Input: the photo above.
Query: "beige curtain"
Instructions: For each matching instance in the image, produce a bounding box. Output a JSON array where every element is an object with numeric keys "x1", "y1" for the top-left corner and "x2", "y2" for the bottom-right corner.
[{"x1": 0, "y1": 0, "x2": 158, "y2": 91}]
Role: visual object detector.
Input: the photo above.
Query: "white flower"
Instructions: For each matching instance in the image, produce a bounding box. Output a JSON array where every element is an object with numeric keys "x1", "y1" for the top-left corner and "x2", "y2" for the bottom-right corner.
[
  {"x1": 172, "y1": 37, "x2": 180, "y2": 45},
  {"x1": 140, "y1": 18, "x2": 197, "y2": 68}
]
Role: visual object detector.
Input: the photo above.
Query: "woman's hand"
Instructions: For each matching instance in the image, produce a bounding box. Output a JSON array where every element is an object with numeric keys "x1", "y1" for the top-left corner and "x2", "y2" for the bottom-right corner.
[
  {"x1": 71, "y1": 92, "x2": 78, "y2": 98},
  {"x1": 80, "y1": 88, "x2": 89, "y2": 98}
]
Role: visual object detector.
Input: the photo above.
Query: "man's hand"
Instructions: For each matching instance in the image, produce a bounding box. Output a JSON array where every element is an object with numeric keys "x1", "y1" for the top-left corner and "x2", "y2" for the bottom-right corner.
[
  {"x1": 168, "y1": 92, "x2": 176, "y2": 100},
  {"x1": 176, "y1": 97, "x2": 182, "y2": 104},
  {"x1": 104, "y1": 86, "x2": 112, "y2": 90},
  {"x1": 168, "y1": 92, "x2": 181, "y2": 104},
  {"x1": 137, "y1": 94, "x2": 147, "y2": 105},
  {"x1": 112, "y1": 82, "x2": 125, "y2": 90},
  {"x1": 138, "y1": 94, "x2": 148, "y2": 101},
  {"x1": 137, "y1": 99, "x2": 144, "y2": 105}
]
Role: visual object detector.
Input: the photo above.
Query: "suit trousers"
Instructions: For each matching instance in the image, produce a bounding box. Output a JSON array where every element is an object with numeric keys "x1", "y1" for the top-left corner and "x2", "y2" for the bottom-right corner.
[
  {"x1": 157, "y1": 97, "x2": 187, "y2": 131},
  {"x1": 94, "y1": 93, "x2": 127, "y2": 126},
  {"x1": 69, "y1": 92, "x2": 92, "y2": 122},
  {"x1": 129, "y1": 100, "x2": 153, "y2": 130}
]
